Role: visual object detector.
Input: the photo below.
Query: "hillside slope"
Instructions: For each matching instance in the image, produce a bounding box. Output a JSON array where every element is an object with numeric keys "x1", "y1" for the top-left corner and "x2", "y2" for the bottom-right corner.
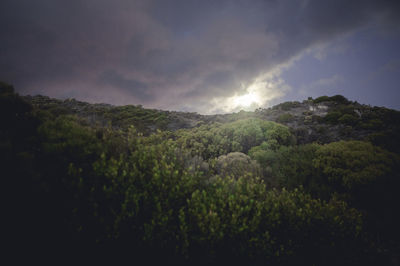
[
  {"x1": 24, "y1": 93, "x2": 400, "y2": 152},
  {"x1": 2, "y1": 82, "x2": 399, "y2": 265}
]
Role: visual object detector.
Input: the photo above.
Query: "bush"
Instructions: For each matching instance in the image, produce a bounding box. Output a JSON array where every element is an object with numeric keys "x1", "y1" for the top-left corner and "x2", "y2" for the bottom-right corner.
[
  {"x1": 338, "y1": 114, "x2": 359, "y2": 126},
  {"x1": 324, "y1": 111, "x2": 342, "y2": 124},
  {"x1": 313, "y1": 96, "x2": 330, "y2": 103},
  {"x1": 274, "y1": 101, "x2": 301, "y2": 111},
  {"x1": 276, "y1": 113, "x2": 294, "y2": 123},
  {"x1": 175, "y1": 118, "x2": 294, "y2": 159},
  {"x1": 186, "y1": 181, "x2": 363, "y2": 265},
  {"x1": 215, "y1": 152, "x2": 261, "y2": 179},
  {"x1": 330, "y1": 95, "x2": 350, "y2": 104},
  {"x1": 313, "y1": 95, "x2": 349, "y2": 104}
]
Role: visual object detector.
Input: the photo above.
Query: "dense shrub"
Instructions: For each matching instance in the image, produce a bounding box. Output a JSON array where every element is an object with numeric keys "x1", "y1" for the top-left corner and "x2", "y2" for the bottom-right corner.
[
  {"x1": 338, "y1": 114, "x2": 359, "y2": 125},
  {"x1": 276, "y1": 113, "x2": 295, "y2": 123},
  {"x1": 2, "y1": 86, "x2": 399, "y2": 264},
  {"x1": 273, "y1": 101, "x2": 302, "y2": 111},
  {"x1": 215, "y1": 152, "x2": 261, "y2": 179},
  {"x1": 313, "y1": 95, "x2": 331, "y2": 103},
  {"x1": 313, "y1": 95, "x2": 349, "y2": 104},
  {"x1": 175, "y1": 118, "x2": 295, "y2": 160}
]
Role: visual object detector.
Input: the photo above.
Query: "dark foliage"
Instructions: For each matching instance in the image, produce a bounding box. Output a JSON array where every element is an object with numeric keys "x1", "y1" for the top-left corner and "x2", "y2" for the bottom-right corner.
[{"x1": 2, "y1": 83, "x2": 399, "y2": 265}]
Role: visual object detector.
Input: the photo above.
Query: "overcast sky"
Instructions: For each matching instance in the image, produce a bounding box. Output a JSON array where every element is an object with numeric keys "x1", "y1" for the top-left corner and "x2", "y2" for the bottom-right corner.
[{"x1": 1, "y1": 0, "x2": 399, "y2": 114}]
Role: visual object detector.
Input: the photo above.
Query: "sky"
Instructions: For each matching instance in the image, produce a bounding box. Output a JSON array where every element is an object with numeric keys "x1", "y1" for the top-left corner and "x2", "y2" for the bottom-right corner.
[{"x1": 1, "y1": 0, "x2": 400, "y2": 114}]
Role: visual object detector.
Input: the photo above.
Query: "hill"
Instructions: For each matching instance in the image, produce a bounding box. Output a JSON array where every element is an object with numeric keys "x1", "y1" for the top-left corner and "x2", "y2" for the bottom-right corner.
[
  {"x1": 2, "y1": 81, "x2": 400, "y2": 265},
  {"x1": 23, "y1": 92, "x2": 400, "y2": 152}
]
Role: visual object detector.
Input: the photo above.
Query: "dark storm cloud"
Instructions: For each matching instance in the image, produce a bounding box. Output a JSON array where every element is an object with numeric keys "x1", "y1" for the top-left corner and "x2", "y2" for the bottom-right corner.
[
  {"x1": 185, "y1": 71, "x2": 239, "y2": 98},
  {"x1": 0, "y1": 0, "x2": 399, "y2": 112},
  {"x1": 98, "y1": 70, "x2": 152, "y2": 102}
]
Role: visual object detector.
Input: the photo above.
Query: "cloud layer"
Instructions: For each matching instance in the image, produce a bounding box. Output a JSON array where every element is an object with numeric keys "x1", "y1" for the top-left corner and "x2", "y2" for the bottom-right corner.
[{"x1": 1, "y1": 0, "x2": 399, "y2": 113}]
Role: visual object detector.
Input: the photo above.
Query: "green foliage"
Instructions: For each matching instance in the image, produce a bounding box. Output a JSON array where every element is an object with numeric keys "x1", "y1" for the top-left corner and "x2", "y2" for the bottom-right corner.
[
  {"x1": 50, "y1": 121, "x2": 363, "y2": 264},
  {"x1": 276, "y1": 113, "x2": 295, "y2": 123},
  {"x1": 323, "y1": 105, "x2": 359, "y2": 125},
  {"x1": 273, "y1": 101, "x2": 302, "y2": 111},
  {"x1": 38, "y1": 116, "x2": 102, "y2": 162},
  {"x1": 313, "y1": 95, "x2": 330, "y2": 103},
  {"x1": 274, "y1": 144, "x2": 320, "y2": 190},
  {"x1": 329, "y1": 95, "x2": 350, "y2": 104},
  {"x1": 215, "y1": 152, "x2": 261, "y2": 179},
  {"x1": 323, "y1": 111, "x2": 343, "y2": 124},
  {"x1": 103, "y1": 105, "x2": 171, "y2": 133},
  {"x1": 367, "y1": 129, "x2": 400, "y2": 154},
  {"x1": 175, "y1": 118, "x2": 294, "y2": 160},
  {"x1": 89, "y1": 132, "x2": 203, "y2": 251},
  {"x1": 313, "y1": 141, "x2": 397, "y2": 190},
  {"x1": 2, "y1": 85, "x2": 400, "y2": 264},
  {"x1": 358, "y1": 119, "x2": 384, "y2": 130},
  {"x1": 338, "y1": 114, "x2": 358, "y2": 125},
  {"x1": 313, "y1": 95, "x2": 349, "y2": 104},
  {"x1": 312, "y1": 141, "x2": 400, "y2": 243},
  {"x1": 187, "y1": 181, "x2": 362, "y2": 264},
  {"x1": 27, "y1": 95, "x2": 171, "y2": 134},
  {"x1": 274, "y1": 141, "x2": 399, "y2": 202}
]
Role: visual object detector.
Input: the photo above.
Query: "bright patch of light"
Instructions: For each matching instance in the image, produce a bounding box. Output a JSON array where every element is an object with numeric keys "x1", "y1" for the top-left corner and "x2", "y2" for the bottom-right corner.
[
  {"x1": 232, "y1": 91, "x2": 260, "y2": 107},
  {"x1": 228, "y1": 81, "x2": 265, "y2": 110},
  {"x1": 206, "y1": 68, "x2": 291, "y2": 114}
]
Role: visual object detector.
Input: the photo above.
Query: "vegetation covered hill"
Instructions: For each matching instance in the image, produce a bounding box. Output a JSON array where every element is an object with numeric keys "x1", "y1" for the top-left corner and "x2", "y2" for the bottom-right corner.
[
  {"x1": 3, "y1": 81, "x2": 400, "y2": 265},
  {"x1": 24, "y1": 92, "x2": 400, "y2": 152}
]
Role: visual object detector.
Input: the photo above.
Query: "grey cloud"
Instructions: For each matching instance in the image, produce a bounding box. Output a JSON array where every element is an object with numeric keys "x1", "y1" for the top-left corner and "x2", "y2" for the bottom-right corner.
[
  {"x1": 185, "y1": 71, "x2": 239, "y2": 98},
  {"x1": 0, "y1": 0, "x2": 399, "y2": 112},
  {"x1": 98, "y1": 70, "x2": 153, "y2": 102}
]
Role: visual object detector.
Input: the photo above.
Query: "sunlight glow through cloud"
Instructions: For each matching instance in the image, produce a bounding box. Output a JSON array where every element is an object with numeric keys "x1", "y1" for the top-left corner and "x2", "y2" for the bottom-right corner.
[
  {"x1": 2, "y1": 0, "x2": 399, "y2": 112},
  {"x1": 231, "y1": 91, "x2": 261, "y2": 108},
  {"x1": 206, "y1": 69, "x2": 291, "y2": 114}
]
